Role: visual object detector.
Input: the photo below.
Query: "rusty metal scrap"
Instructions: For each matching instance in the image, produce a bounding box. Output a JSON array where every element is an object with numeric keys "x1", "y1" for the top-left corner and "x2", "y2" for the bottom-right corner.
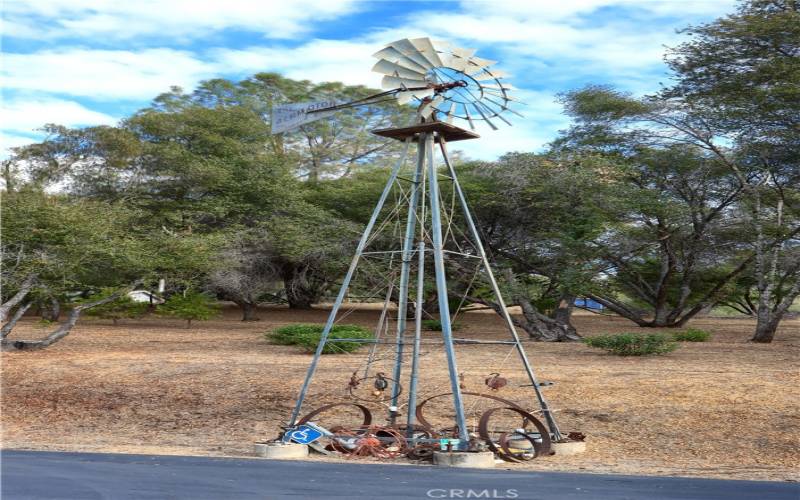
[{"x1": 478, "y1": 407, "x2": 552, "y2": 462}]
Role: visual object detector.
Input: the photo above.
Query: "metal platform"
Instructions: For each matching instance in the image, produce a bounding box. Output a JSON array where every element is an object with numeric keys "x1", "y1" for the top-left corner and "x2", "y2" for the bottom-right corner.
[{"x1": 371, "y1": 121, "x2": 480, "y2": 142}]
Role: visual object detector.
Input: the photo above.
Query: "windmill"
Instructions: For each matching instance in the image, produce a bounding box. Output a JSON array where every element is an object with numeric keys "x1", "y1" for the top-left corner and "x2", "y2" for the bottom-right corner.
[{"x1": 270, "y1": 38, "x2": 567, "y2": 460}]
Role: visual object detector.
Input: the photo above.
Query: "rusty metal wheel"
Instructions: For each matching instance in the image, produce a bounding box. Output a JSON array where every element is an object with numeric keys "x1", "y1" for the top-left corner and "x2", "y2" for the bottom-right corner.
[
  {"x1": 407, "y1": 445, "x2": 436, "y2": 461},
  {"x1": 294, "y1": 403, "x2": 374, "y2": 455},
  {"x1": 297, "y1": 402, "x2": 373, "y2": 427},
  {"x1": 414, "y1": 391, "x2": 524, "y2": 434},
  {"x1": 478, "y1": 406, "x2": 552, "y2": 462}
]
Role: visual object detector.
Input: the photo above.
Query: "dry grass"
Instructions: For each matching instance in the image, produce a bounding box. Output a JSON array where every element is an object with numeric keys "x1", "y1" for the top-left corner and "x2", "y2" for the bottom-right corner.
[{"x1": 2, "y1": 305, "x2": 798, "y2": 481}]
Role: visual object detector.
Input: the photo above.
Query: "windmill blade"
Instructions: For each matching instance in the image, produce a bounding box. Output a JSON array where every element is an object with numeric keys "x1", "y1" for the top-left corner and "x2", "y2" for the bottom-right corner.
[
  {"x1": 445, "y1": 101, "x2": 458, "y2": 124},
  {"x1": 271, "y1": 99, "x2": 338, "y2": 134},
  {"x1": 372, "y1": 46, "x2": 429, "y2": 73},
  {"x1": 473, "y1": 70, "x2": 509, "y2": 81},
  {"x1": 481, "y1": 83, "x2": 515, "y2": 91},
  {"x1": 473, "y1": 103, "x2": 498, "y2": 130},
  {"x1": 388, "y1": 38, "x2": 434, "y2": 70},
  {"x1": 409, "y1": 37, "x2": 443, "y2": 67},
  {"x1": 478, "y1": 100, "x2": 512, "y2": 126},
  {"x1": 381, "y1": 75, "x2": 429, "y2": 90},
  {"x1": 476, "y1": 96, "x2": 505, "y2": 116},
  {"x1": 418, "y1": 95, "x2": 445, "y2": 119},
  {"x1": 494, "y1": 112, "x2": 513, "y2": 126},
  {"x1": 467, "y1": 56, "x2": 497, "y2": 70},
  {"x1": 430, "y1": 40, "x2": 455, "y2": 67},
  {"x1": 396, "y1": 88, "x2": 434, "y2": 105},
  {"x1": 372, "y1": 59, "x2": 427, "y2": 80},
  {"x1": 430, "y1": 39, "x2": 454, "y2": 53},
  {"x1": 484, "y1": 95, "x2": 524, "y2": 117},
  {"x1": 447, "y1": 56, "x2": 470, "y2": 72},
  {"x1": 483, "y1": 88, "x2": 526, "y2": 103},
  {"x1": 464, "y1": 105, "x2": 475, "y2": 130},
  {"x1": 430, "y1": 40, "x2": 477, "y2": 71},
  {"x1": 452, "y1": 46, "x2": 477, "y2": 59}
]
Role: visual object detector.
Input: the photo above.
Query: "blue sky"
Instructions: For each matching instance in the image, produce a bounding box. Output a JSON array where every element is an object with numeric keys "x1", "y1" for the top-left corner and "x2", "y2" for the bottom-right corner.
[{"x1": 2, "y1": 0, "x2": 737, "y2": 160}]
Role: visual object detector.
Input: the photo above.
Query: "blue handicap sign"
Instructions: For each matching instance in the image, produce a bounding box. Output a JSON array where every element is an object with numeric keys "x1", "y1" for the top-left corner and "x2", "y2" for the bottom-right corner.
[{"x1": 286, "y1": 425, "x2": 323, "y2": 445}]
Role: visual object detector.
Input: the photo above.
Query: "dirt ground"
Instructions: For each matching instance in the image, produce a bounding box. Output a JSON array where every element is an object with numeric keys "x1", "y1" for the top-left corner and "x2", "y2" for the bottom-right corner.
[{"x1": 2, "y1": 304, "x2": 798, "y2": 482}]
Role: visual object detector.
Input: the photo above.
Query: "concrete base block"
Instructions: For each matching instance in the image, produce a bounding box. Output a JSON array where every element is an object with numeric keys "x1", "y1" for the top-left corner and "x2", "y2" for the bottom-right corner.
[
  {"x1": 433, "y1": 451, "x2": 495, "y2": 468},
  {"x1": 551, "y1": 440, "x2": 586, "y2": 456},
  {"x1": 254, "y1": 442, "x2": 309, "y2": 459}
]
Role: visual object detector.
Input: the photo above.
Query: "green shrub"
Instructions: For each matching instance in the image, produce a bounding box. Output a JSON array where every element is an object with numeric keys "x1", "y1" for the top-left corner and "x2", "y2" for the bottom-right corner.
[
  {"x1": 268, "y1": 323, "x2": 372, "y2": 354},
  {"x1": 673, "y1": 328, "x2": 711, "y2": 342},
  {"x1": 583, "y1": 332, "x2": 678, "y2": 356},
  {"x1": 422, "y1": 319, "x2": 462, "y2": 331},
  {"x1": 158, "y1": 292, "x2": 220, "y2": 328}
]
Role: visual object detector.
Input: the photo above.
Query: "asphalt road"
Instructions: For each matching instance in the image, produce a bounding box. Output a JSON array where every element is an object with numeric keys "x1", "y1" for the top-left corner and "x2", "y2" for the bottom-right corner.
[{"x1": 1, "y1": 450, "x2": 796, "y2": 500}]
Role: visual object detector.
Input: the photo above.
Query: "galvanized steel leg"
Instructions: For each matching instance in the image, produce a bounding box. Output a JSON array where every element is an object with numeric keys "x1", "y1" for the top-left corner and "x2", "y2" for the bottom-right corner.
[
  {"x1": 405, "y1": 240, "x2": 426, "y2": 438},
  {"x1": 438, "y1": 139, "x2": 562, "y2": 440},
  {"x1": 389, "y1": 137, "x2": 425, "y2": 423},
  {"x1": 427, "y1": 133, "x2": 469, "y2": 445},
  {"x1": 288, "y1": 139, "x2": 412, "y2": 427},
  {"x1": 363, "y1": 280, "x2": 395, "y2": 380}
]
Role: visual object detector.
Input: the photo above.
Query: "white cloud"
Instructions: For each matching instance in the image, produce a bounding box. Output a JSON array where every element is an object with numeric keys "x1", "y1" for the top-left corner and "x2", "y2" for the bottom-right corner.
[
  {"x1": 452, "y1": 90, "x2": 569, "y2": 160},
  {"x1": 2, "y1": 48, "x2": 215, "y2": 100},
  {"x1": 2, "y1": 0, "x2": 361, "y2": 40},
  {"x1": 213, "y1": 39, "x2": 385, "y2": 87},
  {"x1": 0, "y1": 97, "x2": 119, "y2": 156},
  {"x1": 398, "y1": 0, "x2": 735, "y2": 90},
  {"x1": 454, "y1": 122, "x2": 555, "y2": 160},
  {"x1": 0, "y1": 0, "x2": 737, "y2": 162},
  {"x1": 0, "y1": 131, "x2": 40, "y2": 156},
  {"x1": 405, "y1": 13, "x2": 687, "y2": 79},
  {"x1": 459, "y1": 0, "x2": 735, "y2": 20},
  {"x1": 2, "y1": 98, "x2": 118, "y2": 132}
]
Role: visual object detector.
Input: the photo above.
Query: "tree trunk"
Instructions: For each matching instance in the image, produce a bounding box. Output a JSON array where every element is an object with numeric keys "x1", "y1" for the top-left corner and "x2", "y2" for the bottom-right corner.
[
  {"x1": 2, "y1": 282, "x2": 140, "y2": 351},
  {"x1": 0, "y1": 273, "x2": 37, "y2": 323},
  {"x1": 586, "y1": 293, "x2": 651, "y2": 326},
  {"x1": 552, "y1": 292, "x2": 576, "y2": 330},
  {"x1": 281, "y1": 264, "x2": 318, "y2": 309},
  {"x1": 2, "y1": 293, "x2": 122, "y2": 351},
  {"x1": 423, "y1": 292, "x2": 440, "y2": 314},
  {"x1": 652, "y1": 304, "x2": 670, "y2": 327},
  {"x1": 516, "y1": 296, "x2": 581, "y2": 342},
  {"x1": 40, "y1": 296, "x2": 61, "y2": 322},
  {"x1": 1, "y1": 302, "x2": 32, "y2": 339},
  {"x1": 495, "y1": 272, "x2": 581, "y2": 342},
  {"x1": 751, "y1": 274, "x2": 800, "y2": 343},
  {"x1": 469, "y1": 293, "x2": 581, "y2": 342},
  {"x1": 751, "y1": 314, "x2": 780, "y2": 343},
  {"x1": 238, "y1": 301, "x2": 260, "y2": 321},
  {"x1": 285, "y1": 287, "x2": 314, "y2": 309}
]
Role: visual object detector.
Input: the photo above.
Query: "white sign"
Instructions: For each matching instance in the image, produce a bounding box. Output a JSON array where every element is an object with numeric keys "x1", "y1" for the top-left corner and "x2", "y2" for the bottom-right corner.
[{"x1": 270, "y1": 99, "x2": 339, "y2": 134}]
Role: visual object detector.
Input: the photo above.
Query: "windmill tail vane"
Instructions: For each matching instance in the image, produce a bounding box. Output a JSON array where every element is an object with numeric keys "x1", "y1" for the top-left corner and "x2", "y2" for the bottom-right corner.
[
  {"x1": 270, "y1": 37, "x2": 521, "y2": 134},
  {"x1": 269, "y1": 37, "x2": 578, "y2": 463}
]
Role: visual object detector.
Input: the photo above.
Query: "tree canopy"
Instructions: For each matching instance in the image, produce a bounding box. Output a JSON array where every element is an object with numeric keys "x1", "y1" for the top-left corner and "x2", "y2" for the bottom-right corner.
[{"x1": 2, "y1": 1, "x2": 797, "y2": 346}]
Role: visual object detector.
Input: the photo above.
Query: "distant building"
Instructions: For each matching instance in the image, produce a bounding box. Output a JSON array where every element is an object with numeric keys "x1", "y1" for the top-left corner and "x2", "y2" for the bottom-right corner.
[{"x1": 128, "y1": 290, "x2": 165, "y2": 304}]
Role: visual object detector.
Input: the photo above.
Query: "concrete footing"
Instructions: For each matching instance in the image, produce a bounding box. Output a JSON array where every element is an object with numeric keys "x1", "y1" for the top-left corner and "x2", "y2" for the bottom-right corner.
[
  {"x1": 433, "y1": 451, "x2": 495, "y2": 468},
  {"x1": 254, "y1": 442, "x2": 309, "y2": 459},
  {"x1": 551, "y1": 440, "x2": 586, "y2": 456}
]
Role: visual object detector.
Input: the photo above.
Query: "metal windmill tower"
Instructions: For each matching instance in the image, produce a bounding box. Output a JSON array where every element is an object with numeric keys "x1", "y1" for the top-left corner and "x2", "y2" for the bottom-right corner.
[{"x1": 271, "y1": 38, "x2": 563, "y2": 458}]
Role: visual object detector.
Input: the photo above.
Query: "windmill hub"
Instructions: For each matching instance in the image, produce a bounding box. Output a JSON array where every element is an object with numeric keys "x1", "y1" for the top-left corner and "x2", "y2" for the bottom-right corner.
[{"x1": 430, "y1": 79, "x2": 468, "y2": 92}]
